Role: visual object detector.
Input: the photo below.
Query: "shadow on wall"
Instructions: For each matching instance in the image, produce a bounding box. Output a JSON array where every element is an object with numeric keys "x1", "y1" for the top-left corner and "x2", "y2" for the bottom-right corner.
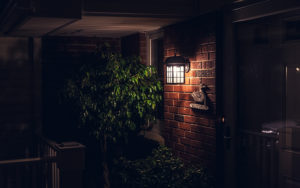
[
  {"x1": 166, "y1": 15, "x2": 216, "y2": 57},
  {"x1": 0, "y1": 37, "x2": 37, "y2": 160},
  {"x1": 41, "y1": 37, "x2": 121, "y2": 142},
  {"x1": 0, "y1": 37, "x2": 32, "y2": 135}
]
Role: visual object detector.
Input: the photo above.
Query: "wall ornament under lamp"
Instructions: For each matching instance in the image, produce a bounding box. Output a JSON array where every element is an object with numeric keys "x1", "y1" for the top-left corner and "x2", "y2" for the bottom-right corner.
[
  {"x1": 190, "y1": 84, "x2": 209, "y2": 111},
  {"x1": 165, "y1": 51, "x2": 190, "y2": 84}
]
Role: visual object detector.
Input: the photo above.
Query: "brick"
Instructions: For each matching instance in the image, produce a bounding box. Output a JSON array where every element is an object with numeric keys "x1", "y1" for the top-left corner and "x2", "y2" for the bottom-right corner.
[
  {"x1": 200, "y1": 45, "x2": 208, "y2": 53},
  {"x1": 185, "y1": 131, "x2": 202, "y2": 140},
  {"x1": 164, "y1": 93, "x2": 169, "y2": 99},
  {"x1": 174, "y1": 100, "x2": 193, "y2": 108},
  {"x1": 168, "y1": 120, "x2": 179, "y2": 128},
  {"x1": 178, "y1": 152, "x2": 200, "y2": 164},
  {"x1": 183, "y1": 86, "x2": 199, "y2": 92},
  {"x1": 174, "y1": 114, "x2": 184, "y2": 122},
  {"x1": 190, "y1": 124, "x2": 215, "y2": 136},
  {"x1": 184, "y1": 116, "x2": 213, "y2": 127},
  {"x1": 208, "y1": 52, "x2": 216, "y2": 60},
  {"x1": 184, "y1": 116, "x2": 198, "y2": 124},
  {"x1": 164, "y1": 112, "x2": 174, "y2": 120},
  {"x1": 165, "y1": 50, "x2": 176, "y2": 57},
  {"x1": 196, "y1": 53, "x2": 208, "y2": 61},
  {"x1": 188, "y1": 56, "x2": 196, "y2": 62},
  {"x1": 195, "y1": 70, "x2": 215, "y2": 77},
  {"x1": 172, "y1": 128, "x2": 185, "y2": 137},
  {"x1": 207, "y1": 43, "x2": 216, "y2": 52},
  {"x1": 178, "y1": 107, "x2": 192, "y2": 115},
  {"x1": 202, "y1": 61, "x2": 215, "y2": 69},
  {"x1": 190, "y1": 62, "x2": 202, "y2": 69},
  {"x1": 164, "y1": 99, "x2": 174, "y2": 106},
  {"x1": 185, "y1": 77, "x2": 190, "y2": 84},
  {"x1": 179, "y1": 93, "x2": 193, "y2": 101},
  {"x1": 164, "y1": 50, "x2": 175, "y2": 57},
  {"x1": 164, "y1": 85, "x2": 173, "y2": 92},
  {"x1": 168, "y1": 106, "x2": 177, "y2": 113},
  {"x1": 180, "y1": 138, "x2": 201, "y2": 147},
  {"x1": 164, "y1": 106, "x2": 169, "y2": 112},
  {"x1": 184, "y1": 146, "x2": 204, "y2": 156},
  {"x1": 168, "y1": 93, "x2": 179, "y2": 99},
  {"x1": 186, "y1": 70, "x2": 196, "y2": 77},
  {"x1": 172, "y1": 86, "x2": 181, "y2": 92},
  {"x1": 173, "y1": 85, "x2": 199, "y2": 93},
  {"x1": 190, "y1": 77, "x2": 201, "y2": 85},
  {"x1": 184, "y1": 146, "x2": 215, "y2": 160},
  {"x1": 178, "y1": 122, "x2": 191, "y2": 131},
  {"x1": 180, "y1": 138, "x2": 215, "y2": 152},
  {"x1": 201, "y1": 78, "x2": 215, "y2": 85},
  {"x1": 185, "y1": 132, "x2": 216, "y2": 145}
]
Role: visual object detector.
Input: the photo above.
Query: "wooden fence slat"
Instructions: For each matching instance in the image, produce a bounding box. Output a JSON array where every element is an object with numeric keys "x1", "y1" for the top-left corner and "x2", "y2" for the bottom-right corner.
[{"x1": 240, "y1": 130, "x2": 279, "y2": 188}]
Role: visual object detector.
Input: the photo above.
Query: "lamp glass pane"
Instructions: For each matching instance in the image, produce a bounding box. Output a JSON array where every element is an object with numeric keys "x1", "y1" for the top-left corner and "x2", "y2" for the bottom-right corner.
[
  {"x1": 167, "y1": 66, "x2": 172, "y2": 83},
  {"x1": 174, "y1": 66, "x2": 179, "y2": 83},
  {"x1": 166, "y1": 65, "x2": 185, "y2": 84}
]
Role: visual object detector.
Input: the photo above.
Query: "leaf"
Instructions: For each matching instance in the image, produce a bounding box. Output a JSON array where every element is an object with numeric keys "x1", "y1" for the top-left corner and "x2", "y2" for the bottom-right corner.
[{"x1": 152, "y1": 103, "x2": 156, "y2": 110}]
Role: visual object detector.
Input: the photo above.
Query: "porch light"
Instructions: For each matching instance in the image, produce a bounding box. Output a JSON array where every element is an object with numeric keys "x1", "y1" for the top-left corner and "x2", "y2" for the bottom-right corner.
[{"x1": 165, "y1": 53, "x2": 190, "y2": 84}]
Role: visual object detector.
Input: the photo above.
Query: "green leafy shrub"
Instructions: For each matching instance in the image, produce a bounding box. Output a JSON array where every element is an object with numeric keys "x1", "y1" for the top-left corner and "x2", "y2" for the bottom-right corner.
[
  {"x1": 65, "y1": 46, "x2": 162, "y2": 142},
  {"x1": 112, "y1": 146, "x2": 213, "y2": 188},
  {"x1": 64, "y1": 45, "x2": 163, "y2": 188}
]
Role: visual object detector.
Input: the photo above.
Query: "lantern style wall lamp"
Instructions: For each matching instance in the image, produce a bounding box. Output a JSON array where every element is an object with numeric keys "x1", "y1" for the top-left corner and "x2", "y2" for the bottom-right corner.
[{"x1": 165, "y1": 51, "x2": 190, "y2": 84}]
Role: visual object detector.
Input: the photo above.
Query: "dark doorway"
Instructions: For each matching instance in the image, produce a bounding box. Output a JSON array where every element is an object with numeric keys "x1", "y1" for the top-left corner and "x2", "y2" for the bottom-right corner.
[{"x1": 226, "y1": 10, "x2": 300, "y2": 188}]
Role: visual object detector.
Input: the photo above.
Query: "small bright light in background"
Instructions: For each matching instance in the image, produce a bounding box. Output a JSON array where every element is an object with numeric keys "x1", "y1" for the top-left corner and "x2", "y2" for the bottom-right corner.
[
  {"x1": 262, "y1": 130, "x2": 275, "y2": 134},
  {"x1": 296, "y1": 67, "x2": 300, "y2": 72}
]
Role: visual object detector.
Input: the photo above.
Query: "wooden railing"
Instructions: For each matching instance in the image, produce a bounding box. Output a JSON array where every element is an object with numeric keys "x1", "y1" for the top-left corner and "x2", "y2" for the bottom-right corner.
[
  {"x1": 239, "y1": 130, "x2": 279, "y2": 188},
  {"x1": 0, "y1": 136, "x2": 85, "y2": 188},
  {"x1": 0, "y1": 136, "x2": 60, "y2": 188},
  {"x1": 39, "y1": 137, "x2": 60, "y2": 188}
]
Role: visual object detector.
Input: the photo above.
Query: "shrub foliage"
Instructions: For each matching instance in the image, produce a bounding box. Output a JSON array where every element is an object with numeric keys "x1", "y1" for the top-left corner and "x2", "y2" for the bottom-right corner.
[
  {"x1": 113, "y1": 146, "x2": 213, "y2": 188},
  {"x1": 64, "y1": 46, "x2": 163, "y2": 188},
  {"x1": 65, "y1": 47, "x2": 163, "y2": 142}
]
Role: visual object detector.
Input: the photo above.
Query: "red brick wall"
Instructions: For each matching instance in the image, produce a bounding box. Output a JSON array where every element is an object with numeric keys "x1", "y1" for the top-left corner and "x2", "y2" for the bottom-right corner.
[{"x1": 163, "y1": 16, "x2": 217, "y2": 168}]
